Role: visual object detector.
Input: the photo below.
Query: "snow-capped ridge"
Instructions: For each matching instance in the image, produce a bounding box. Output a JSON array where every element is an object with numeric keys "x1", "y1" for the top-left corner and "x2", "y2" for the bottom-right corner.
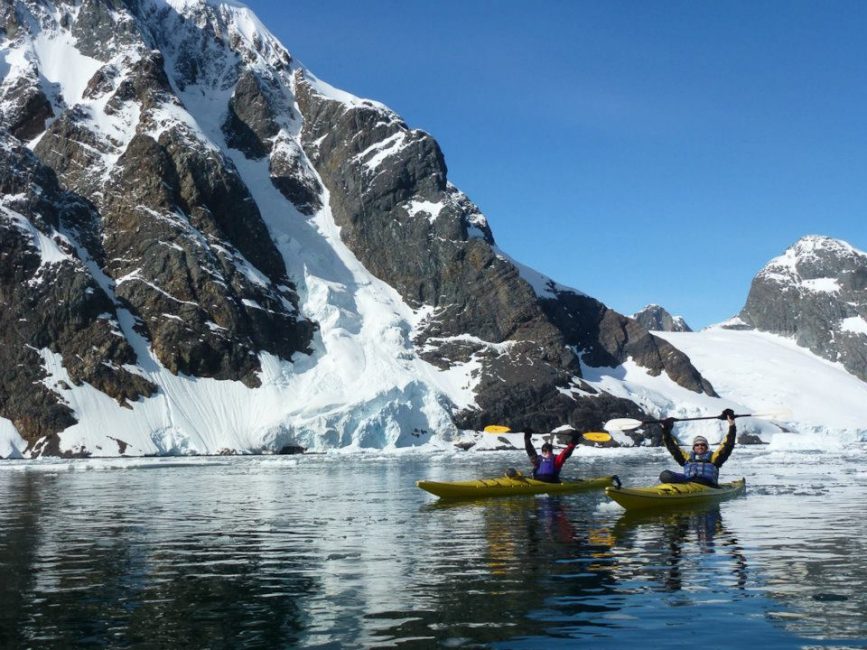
[
  {"x1": 149, "y1": 0, "x2": 292, "y2": 72},
  {"x1": 299, "y1": 69, "x2": 391, "y2": 113},
  {"x1": 739, "y1": 234, "x2": 867, "y2": 383},
  {"x1": 759, "y1": 234, "x2": 867, "y2": 280}
]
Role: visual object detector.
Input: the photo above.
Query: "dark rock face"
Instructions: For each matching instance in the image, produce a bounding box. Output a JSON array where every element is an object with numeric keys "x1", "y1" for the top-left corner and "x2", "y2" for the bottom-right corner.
[
  {"x1": 70, "y1": 0, "x2": 142, "y2": 59},
  {"x1": 34, "y1": 108, "x2": 112, "y2": 194},
  {"x1": 632, "y1": 304, "x2": 692, "y2": 332},
  {"x1": 2, "y1": 78, "x2": 53, "y2": 140},
  {"x1": 295, "y1": 75, "x2": 458, "y2": 306},
  {"x1": 95, "y1": 130, "x2": 315, "y2": 385},
  {"x1": 0, "y1": 0, "x2": 316, "y2": 451},
  {"x1": 0, "y1": 9, "x2": 55, "y2": 142},
  {"x1": 30, "y1": 91, "x2": 316, "y2": 387},
  {"x1": 223, "y1": 69, "x2": 280, "y2": 159},
  {"x1": 737, "y1": 236, "x2": 867, "y2": 382},
  {"x1": 108, "y1": 51, "x2": 176, "y2": 112},
  {"x1": 294, "y1": 73, "x2": 717, "y2": 432},
  {"x1": 543, "y1": 292, "x2": 715, "y2": 396},
  {"x1": 269, "y1": 136, "x2": 322, "y2": 215},
  {"x1": 0, "y1": 135, "x2": 157, "y2": 453}
]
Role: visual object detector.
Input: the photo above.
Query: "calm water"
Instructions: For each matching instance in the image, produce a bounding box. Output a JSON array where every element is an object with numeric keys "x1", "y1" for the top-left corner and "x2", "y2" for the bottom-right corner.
[{"x1": 1, "y1": 444, "x2": 866, "y2": 649}]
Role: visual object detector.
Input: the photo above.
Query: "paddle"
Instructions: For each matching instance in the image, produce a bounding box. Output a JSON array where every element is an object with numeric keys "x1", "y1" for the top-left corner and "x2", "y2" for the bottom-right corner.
[
  {"x1": 482, "y1": 425, "x2": 511, "y2": 433},
  {"x1": 483, "y1": 425, "x2": 611, "y2": 443},
  {"x1": 604, "y1": 409, "x2": 791, "y2": 431}
]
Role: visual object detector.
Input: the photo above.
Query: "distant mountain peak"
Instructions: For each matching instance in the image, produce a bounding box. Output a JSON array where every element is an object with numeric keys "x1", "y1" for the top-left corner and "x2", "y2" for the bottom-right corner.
[
  {"x1": 760, "y1": 235, "x2": 866, "y2": 280},
  {"x1": 789, "y1": 234, "x2": 863, "y2": 256},
  {"x1": 739, "y1": 234, "x2": 867, "y2": 382},
  {"x1": 632, "y1": 304, "x2": 692, "y2": 332}
]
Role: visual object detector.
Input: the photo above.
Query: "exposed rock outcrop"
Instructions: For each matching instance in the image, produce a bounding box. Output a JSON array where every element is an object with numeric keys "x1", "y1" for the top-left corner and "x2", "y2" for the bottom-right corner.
[
  {"x1": 0, "y1": 0, "x2": 316, "y2": 453},
  {"x1": 736, "y1": 236, "x2": 867, "y2": 382},
  {"x1": 632, "y1": 304, "x2": 692, "y2": 332},
  {"x1": 0, "y1": 134, "x2": 157, "y2": 453},
  {"x1": 294, "y1": 73, "x2": 716, "y2": 432}
]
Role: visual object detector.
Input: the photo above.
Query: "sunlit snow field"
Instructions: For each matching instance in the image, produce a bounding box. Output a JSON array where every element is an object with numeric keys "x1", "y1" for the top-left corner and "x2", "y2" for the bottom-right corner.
[{"x1": 2, "y1": 435, "x2": 866, "y2": 649}]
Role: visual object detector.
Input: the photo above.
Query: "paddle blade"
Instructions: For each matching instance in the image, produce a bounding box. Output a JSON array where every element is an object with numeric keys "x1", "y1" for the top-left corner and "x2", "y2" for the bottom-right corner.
[
  {"x1": 582, "y1": 432, "x2": 611, "y2": 443},
  {"x1": 744, "y1": 408, "x2": 792, "y2": 421},
  {"x1": 483, "y1": 425, "x2": 511, "y2": 434},
  {"x1": 604, "y1": 417, "x2": 644, "y2": 431}
]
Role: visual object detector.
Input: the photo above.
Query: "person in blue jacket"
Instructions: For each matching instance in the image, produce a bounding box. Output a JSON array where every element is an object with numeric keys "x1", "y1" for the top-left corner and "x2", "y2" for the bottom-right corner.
[
  {"x1": 659, "y1": 409, "x2": 736, "y2": 487},
  {"x1": 523, "y1": 427, "x2": 581, "y2": 483}
]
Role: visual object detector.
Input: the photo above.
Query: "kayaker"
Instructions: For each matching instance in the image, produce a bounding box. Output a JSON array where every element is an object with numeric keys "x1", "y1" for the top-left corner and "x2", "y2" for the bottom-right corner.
[
  {"x1": 524, "y1": 427, "x2": 581, "y2": 483},
  {"x1": 659, "y1": 409, "x2": 736, "y2": 487}
]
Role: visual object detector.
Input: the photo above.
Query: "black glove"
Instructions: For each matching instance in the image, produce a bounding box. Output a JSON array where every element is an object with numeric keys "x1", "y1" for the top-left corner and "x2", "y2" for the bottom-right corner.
[
  {"x1": 524, "y1": 426, "x2": 535, "y2": 436},
  {"x1": 720, "y1": 408, "x2": 735, "y2": 420},
  {"x1": 570, "y1": 432, "x2": 581, "y2": 445},
  {"x1": 661, "y1": 417, "x2": 676, "y2": 430}
]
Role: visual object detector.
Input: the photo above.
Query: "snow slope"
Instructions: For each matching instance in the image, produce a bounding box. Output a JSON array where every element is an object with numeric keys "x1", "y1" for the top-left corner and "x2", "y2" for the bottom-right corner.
[
  {"x1": 654, "y1": 327, "x2": 867, "y2": 445},
  {"x1": 481, "y1": 326, "x2": 867, "y2": 449}
]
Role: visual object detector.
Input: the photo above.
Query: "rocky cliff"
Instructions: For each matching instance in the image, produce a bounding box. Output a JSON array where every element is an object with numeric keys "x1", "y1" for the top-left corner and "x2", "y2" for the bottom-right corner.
[
  {"x1": 735, "y1": 236, "x2": 867, "y2": 382},
  {"x1": 632, "y1": 304, "x2": 692, "y2": 332},
  {"x1": 0, "y1": 0, "x2": 716, "y2": 456}
]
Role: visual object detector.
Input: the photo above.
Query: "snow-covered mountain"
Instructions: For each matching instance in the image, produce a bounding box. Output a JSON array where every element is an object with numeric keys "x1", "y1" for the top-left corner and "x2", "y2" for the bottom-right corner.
[
  {"x1": 607, "y1": 236, "x2": 867, "y2": 446},
  {"x1": 632, "y1": 304, "x2": 691, "y2": 332},
  {"x1": 732, "y1": 235, "x2": 867, "y2": 382},
  {"x1": 2, "y1": 3, "x2": 865, "y2": 459},
  {"x1": 471, "y1": 322, "x2": 867, "y2": 453},
  {"x1": 0, "y1": 0, "x2": 718, "y2": 457}
]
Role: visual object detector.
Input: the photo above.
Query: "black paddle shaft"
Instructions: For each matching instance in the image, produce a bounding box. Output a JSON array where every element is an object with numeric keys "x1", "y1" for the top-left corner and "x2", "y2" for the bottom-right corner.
[{"x1": 642, "y1": 413, "x2": 750, "y2": 424}]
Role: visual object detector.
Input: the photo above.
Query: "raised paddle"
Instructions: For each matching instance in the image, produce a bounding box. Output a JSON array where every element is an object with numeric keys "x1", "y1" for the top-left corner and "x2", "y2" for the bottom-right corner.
[
  {"x1": 604, "y1": 409, "x2": 791, "y2": 431},
  {"x1": 482, "y1": 425, "x2": 512, "y2": 433},
  {"x1": 483, "y1": 425, "x2": 611, "y2": 443}
]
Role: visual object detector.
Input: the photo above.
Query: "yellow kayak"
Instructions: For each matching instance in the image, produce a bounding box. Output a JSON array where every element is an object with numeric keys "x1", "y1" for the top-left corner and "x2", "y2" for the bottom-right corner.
[
  {"x1": 605, "y1": 478, "x2": 746, "y2": 511},
  {"x1": 417, "y1": 474, "x2": 618, "y2": 499}
]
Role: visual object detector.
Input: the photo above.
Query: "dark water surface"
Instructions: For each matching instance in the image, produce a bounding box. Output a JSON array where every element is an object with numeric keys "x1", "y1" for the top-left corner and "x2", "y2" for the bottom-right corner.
[{"x1": 1, "y1": 446, "x2": 866, "y2": 648}]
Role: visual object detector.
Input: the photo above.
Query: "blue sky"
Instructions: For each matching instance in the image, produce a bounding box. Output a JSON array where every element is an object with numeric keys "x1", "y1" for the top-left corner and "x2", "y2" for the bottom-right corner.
[{"x1": 244, "y1": 0, "x2": 867, "y2": 329}]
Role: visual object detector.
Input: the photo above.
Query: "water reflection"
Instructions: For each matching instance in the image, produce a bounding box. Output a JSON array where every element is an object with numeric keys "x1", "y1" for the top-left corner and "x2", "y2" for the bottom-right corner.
[
  {"x1": 608, "y1": 506, "x2": 749, "y2": 592},
  {"x1": 425, "y1": 495, "x2": 592, "y2": 566},
  {"x1": 0, "y1": 469, "x2": 316, "y2": 648},
  {"x1": 409, "y1": 497, "x2": 785, "y2": 648},
  {"x1": 401, "y1": 494, "x2": 623, "y2": 647},
  {"x1": 1, "y1": 452, "x2": 865, "y2": 647},
  {"x1": 727, "y1": 490, "x2": 867, "y2": 642}
]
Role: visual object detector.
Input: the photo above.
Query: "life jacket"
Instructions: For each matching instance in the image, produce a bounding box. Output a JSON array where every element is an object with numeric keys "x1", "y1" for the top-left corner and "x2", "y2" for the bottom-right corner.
[
  {"x1": 533, "y1": 455, "x2": 559, "y2": 482},
  {"x1": 684, "y1": 450, "x2": 719, "y2": 485}
]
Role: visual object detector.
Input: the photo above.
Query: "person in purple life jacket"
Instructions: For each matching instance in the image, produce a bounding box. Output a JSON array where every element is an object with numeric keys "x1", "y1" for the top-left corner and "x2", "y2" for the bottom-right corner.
[
  {"x1": 523, "y1": 427, "x2": 581, "y2": 483},
  {"x1": 659, "y1": 409, "x2": 737, "y2": 487}
]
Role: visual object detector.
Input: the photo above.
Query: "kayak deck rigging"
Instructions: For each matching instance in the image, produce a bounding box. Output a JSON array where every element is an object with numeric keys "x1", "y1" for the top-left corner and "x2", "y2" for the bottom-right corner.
[
  {"x1": 605, "y1": 478, "x2": 747, "y2": 511},
  {"x1": 417, "y1": 473, "x2": 618, "y2": 500}
]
